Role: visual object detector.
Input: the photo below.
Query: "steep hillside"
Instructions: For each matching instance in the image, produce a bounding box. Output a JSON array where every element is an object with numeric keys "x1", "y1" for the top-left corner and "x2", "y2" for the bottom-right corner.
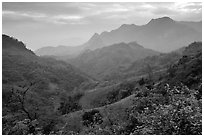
[
  {"x1": 2, "y1": 34, "x2": 94, "y2": 135},
  {"x1": 70, "y1": 41, "x2": 159, "y2": 79},
  {"x1": 165, "y1": 42, "x2": 202, "y2": 89},
  {"x1": 2, "y1": 35, "x2": 91, "y2": 91}
]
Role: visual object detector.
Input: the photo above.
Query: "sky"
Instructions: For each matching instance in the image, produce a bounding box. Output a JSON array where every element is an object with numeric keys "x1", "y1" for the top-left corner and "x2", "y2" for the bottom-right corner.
[{"x1": 2, "y1": 2, "x2": 202, "y2": 50}]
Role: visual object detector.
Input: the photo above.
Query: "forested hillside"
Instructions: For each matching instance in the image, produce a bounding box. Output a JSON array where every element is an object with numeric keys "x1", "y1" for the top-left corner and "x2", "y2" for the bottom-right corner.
[
  {"x1": 2, "y1": 34, "x2": 95, "y2": 134},
  {"x1": 2, "y1": 2, "x2": 202, "y2": 135},
  {"x1": 57, "y1": 42, "x2": 202, "y2": 135},
  {"x1": 2, "y1": 36, "x2": 202, "y2": 135},
  {"x1": 70, "y1": 42, "x2": 159, "y2": 80}
]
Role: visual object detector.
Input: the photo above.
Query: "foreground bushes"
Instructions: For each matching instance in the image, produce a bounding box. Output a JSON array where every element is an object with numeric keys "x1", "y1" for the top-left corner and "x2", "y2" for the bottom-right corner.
[{"x1": 63, "y1": 83, "x2": 201, "y2": 135}]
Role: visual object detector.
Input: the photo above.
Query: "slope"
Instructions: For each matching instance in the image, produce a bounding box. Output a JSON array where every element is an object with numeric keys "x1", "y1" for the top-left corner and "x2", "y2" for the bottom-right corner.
[
  {"x1": 2, "y1": 34, "x2": 94, "y2": 134},
  {"x1": 57, "y1": 41, "x2": 202, "y2": 135},
  {"x1": 70, "y1": 41, "x2": 159, "y2": 80}
]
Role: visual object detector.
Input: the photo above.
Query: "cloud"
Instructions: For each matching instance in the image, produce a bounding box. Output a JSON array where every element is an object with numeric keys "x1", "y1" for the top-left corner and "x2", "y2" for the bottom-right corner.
[
  {"x1": 53, "y1": 15, "x2": 83, "y2": 20},
  {"x1": 3, "y1": 10, "x2": 47, "y2": 18},
  {"x1": 151, "y1": 7, "x2": 179, "y2": 15},
  {"x1": 3, "y1": 2, "x2": 202, "y2": 26},
  {"x1": 51, "y1": 15, "x2": 87, "y2": 25},
  {"x1": 2, "y1": 2, "x2": 84, "y2": 16},
  {"x1": 2, "y1": 9, "x2": 86, "y2": 25},
  {"x1": 2, "y1": 3, "x2": 202, "y2": 29}
]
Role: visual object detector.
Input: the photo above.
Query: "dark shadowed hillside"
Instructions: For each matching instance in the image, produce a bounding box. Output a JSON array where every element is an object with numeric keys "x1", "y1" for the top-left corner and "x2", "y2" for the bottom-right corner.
[
  {"x1": 165, "y1": 42, "x2": 202, "y2": 89},
  {"x1": 2, "y1": 34, "x2": 91, "y2": 91},
  {"x1": 2, "y1": 34, "x2": 95, "y2": 135}
]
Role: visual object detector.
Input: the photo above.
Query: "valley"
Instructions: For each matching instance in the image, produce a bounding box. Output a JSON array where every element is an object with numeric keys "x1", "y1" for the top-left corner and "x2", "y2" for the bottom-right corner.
[{"x1": 2, "y1": 15, "x2": 202, "y2": 135}]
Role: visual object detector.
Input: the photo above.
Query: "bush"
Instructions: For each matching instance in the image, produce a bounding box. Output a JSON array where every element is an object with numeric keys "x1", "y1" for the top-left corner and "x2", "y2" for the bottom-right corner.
[
  {"x1": 58, "y1": 92, "x2": 83, "y2": 115},
  {"x1": 82, "y1": 109, "x2": 103, "y2": 127}
]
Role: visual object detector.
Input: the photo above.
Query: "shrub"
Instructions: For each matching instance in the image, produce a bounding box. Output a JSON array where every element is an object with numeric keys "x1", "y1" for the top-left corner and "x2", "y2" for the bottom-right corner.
[{"x1": 82, "y1": 109, "x2": 103, "y2": 127}]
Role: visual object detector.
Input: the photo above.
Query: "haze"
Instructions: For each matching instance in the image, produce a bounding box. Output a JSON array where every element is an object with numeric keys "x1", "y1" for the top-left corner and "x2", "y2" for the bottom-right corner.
[{"x1": 2, "y1": 2, "x2": 202, "y2": 50}]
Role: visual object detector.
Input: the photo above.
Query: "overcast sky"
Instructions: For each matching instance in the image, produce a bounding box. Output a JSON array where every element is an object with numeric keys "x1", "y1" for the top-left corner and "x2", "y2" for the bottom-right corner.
[{"x1": 2, "y1": 2, "x2": 202, "y2": 50}]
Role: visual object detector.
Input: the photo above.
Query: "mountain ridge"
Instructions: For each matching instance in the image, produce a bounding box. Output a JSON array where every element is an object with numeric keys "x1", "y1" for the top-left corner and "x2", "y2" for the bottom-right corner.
[{"x1": 35, "y1": 16, "x2": 202, "y2": 57}]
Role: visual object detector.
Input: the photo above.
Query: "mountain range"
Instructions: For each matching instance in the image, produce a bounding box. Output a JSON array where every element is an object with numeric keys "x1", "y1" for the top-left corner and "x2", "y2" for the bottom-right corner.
[
  {"x1": 2, "y1": 16, "x2": 202, "y2": 135},
  {"x1": 35, "y1": 16, "x2": 202, "y2": 57}
]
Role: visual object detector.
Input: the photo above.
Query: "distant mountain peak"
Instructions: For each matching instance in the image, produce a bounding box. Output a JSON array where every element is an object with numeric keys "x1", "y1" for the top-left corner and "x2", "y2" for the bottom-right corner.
[
  {"x1": 119, "y1": 23, "x2": 137, "y2": 29},
  {"x1": 147, "y1": 16, "x2": 175, "y2": 25},
  {"x1": 92, "y1": 33, "x2": 100, "y2": 38},
  {"x1": 128, "y1": 41, "x2": 138, "y2": 45},
  {"x1": 83, "y1": 32, "x2": 105, "y2": 50},
  {"x1": 128, "y1": 41, "x2": 143, "y2": 48},
  {"x1": 89, "y1": 33, "x2": 101, "y2": 42}
]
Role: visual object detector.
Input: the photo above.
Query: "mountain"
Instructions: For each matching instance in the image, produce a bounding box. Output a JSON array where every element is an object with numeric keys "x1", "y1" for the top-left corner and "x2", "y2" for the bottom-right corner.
[
  {"x1": 2, "y1": 34, "x2": 98, "y2": 134},
  {"x1": 35, "y1": 17, "x2": 201, "y2": 57},
  {"x1": 179, "y1": 21, "x2": 202, "y2": 33},
  {"x1": 99, "y1": 17, "x2": 201, "y2": 52},
  {"x1": 182, "y1": 41, "x2": 202, "y2": 56},
  {"x1": 58, "y1": 41, "x2": 202, "y2": 135},
  {"x1": 167, "y1": 42, "x2": 202, "y2": 89},
  {"x1": 104, "y1": 41, "x2": 202, "y2": 82},
  {"x1": 82, "y1": 33, "x2": 106, "y2": 50},
  {"x1": 70, "y1": 41, "x2": 159, "y2": 79},
  {"x1": 2, "y1": 34, "x2": 90, "y2": 91},
  {"x1": 3, "y1": 34, "x2": 35, "y2": 56},
  {"x1": 35, "y1": 33, "x2": 105, "y2": 57}
]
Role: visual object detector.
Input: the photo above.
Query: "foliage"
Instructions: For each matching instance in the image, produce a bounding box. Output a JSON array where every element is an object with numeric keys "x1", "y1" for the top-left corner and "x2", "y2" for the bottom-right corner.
[
  {"x1": 2, "y1": 35, "x2": 202, "y2": 135},
  {"x1": 90, "y1": 80, "x2": 136, "y2": 108},
  {"x1": 58, "y1": 92, "x2": 83, "y2": 115},
  {"x1": 82, "y1": 109, "x2": 103, "y2": 127},
  {"x1": 74, "y1": 83, "x2": 201, "y2": 135}
]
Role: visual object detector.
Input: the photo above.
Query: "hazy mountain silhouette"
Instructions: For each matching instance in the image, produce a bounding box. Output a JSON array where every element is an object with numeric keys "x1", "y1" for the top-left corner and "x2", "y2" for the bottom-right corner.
[
  {"x1": 35, "y1": 17, "x2": 201, "y2": 57},
  {"x1": 99, "y1": 17, "x2": 201, "y2": 52},
  {"x1": 35, "y1": 45, "x2": 83, "y2": 58},
  {"x1": 179, "y1": 21, "x2": 202, "y2": 33},
  {"x1": 82, "y1": 33, "x2": 106, "y2": 50},
  {"x1": 35, "y1": 33, "x2": 105, "y2": 57}
]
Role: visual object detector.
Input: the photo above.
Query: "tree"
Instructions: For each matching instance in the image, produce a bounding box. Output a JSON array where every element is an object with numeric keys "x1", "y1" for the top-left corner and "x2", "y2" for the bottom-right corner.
[
  {"x1": 10, "y1": 82, "x2": 38, "y2": 121},
  {"x1": 167, "y1": 64, "x2": 176, "y2": 78}
]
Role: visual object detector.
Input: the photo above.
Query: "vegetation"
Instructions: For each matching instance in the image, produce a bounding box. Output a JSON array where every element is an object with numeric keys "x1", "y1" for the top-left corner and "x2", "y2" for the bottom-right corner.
[
  {"x1": 58, "y1": 92, "x2": 83, "y2": 115},
  {"x1": 82, "y1": 109, "x2": 103, "y2": 127},
  {"x1": 2, "y1": 35, "x2": 90, "y2": 134},
  {"x1": 2, "y1": 35, "x2": 202, "y2": 135}
]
